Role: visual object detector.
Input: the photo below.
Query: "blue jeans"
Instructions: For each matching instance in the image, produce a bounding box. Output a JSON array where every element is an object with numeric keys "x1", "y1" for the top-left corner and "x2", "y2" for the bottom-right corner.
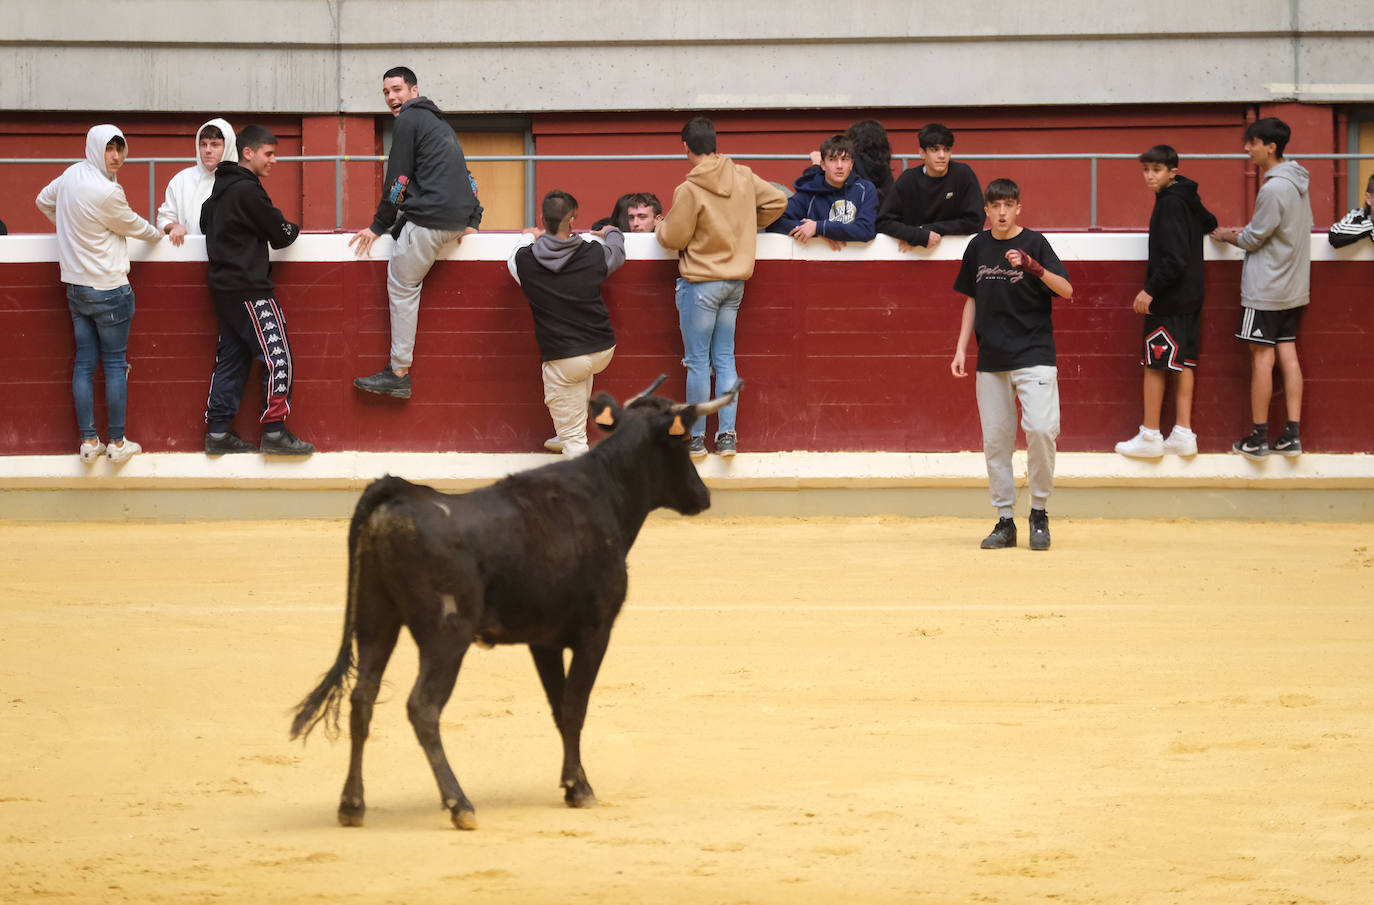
[
  {"x1": 675, "y1": 278, "x2": 743, "y2": 438},
  {"x1": 66, "y1": 284, "x2": 135, "y2": 442}
]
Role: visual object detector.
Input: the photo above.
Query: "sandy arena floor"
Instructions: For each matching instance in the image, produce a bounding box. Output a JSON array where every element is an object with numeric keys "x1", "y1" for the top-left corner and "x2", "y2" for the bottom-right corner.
[{"x1": 2, "y1": 515, "x2": 1372, "y2": 904}]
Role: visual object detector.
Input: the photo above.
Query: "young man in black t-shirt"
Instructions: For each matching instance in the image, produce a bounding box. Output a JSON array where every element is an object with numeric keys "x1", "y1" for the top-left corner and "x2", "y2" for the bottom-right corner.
[{"x1": 951, "y1": 178, "x2": 1074, "y2": 551}]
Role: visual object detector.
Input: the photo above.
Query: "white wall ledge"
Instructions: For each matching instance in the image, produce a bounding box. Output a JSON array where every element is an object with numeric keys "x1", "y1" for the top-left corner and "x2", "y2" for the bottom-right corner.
[
  {"x1": 2, "y1": 232, "x2": 1371, "y2": 265},
  {"x1": 2, "y1": 451, "x2": 1371, "y2": 494}
]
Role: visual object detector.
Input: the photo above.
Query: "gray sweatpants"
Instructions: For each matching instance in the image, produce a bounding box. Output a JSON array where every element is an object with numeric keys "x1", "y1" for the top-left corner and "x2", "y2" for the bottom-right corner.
[
  {"x1": 975, "y1": 365, "x2": 1060, "y2": 518},
  {"x1": 387, "y1": 221, "x2": 461, "y2": 371}
]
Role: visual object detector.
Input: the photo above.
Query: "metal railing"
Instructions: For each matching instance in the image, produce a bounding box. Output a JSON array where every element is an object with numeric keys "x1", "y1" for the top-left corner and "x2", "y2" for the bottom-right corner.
[{"x1": 6, "y1": 151, "x2": 1371, "y2": 231}]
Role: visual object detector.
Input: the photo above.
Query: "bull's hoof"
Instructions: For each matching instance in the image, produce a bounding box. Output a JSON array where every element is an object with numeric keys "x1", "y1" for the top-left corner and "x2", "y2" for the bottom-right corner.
[
  {"x1": 450, "y1": 808, "x2": 478, "y2": 831},
  {"x1": 337, "y1": 802, "x2": 365, "y2": 827},
  {"x1": 564, "y1": 782, "x2": 597, "y2": 809}
]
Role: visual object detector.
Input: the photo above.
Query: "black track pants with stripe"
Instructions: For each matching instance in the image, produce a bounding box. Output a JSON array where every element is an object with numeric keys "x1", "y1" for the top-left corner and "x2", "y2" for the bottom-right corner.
[{"x1": 205, "y1": 296, "x2": 294, "y2": 434}]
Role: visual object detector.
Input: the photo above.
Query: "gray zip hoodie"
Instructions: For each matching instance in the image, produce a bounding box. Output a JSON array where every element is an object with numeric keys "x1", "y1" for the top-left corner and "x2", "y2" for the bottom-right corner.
[{"x1": 1237, "y1": 159, "x2": 1312, "y2": 311}]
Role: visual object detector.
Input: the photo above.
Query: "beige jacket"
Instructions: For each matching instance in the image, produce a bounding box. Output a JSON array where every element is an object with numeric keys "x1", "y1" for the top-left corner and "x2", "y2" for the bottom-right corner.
[{"x1": 655, "y1": 154, "x2": 786, "y2": 282}]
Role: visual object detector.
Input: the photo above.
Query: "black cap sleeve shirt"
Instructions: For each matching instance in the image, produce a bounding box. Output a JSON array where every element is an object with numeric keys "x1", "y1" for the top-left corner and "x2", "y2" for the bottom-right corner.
[{"x1": 952, "y1": 228, "x2": 1069, "y2": 373}]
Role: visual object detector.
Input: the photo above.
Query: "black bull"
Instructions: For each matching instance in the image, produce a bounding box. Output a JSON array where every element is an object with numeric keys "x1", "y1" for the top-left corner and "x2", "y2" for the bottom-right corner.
[{"x1": 290, "y1": 377, "x2": 739, "y2": 830}]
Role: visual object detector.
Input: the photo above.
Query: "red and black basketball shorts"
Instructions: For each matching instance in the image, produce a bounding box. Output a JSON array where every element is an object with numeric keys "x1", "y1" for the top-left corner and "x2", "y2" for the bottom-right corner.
[
  {"x1": 1235, "y1": 305, "x2": 1302, "y2": 346},
  {"x1": 1141, "y1": 312, "x2": 1200, "y2": 371}
]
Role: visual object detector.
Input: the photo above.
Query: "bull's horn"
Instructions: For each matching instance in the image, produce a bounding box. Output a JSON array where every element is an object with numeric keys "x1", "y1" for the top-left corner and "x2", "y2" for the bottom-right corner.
[
  {"x1": 626, "y1": 374, "x2": 668, "y2": 406},
  {"x1": 673, "y1": 379, "x2": 743, "y2": 416}
]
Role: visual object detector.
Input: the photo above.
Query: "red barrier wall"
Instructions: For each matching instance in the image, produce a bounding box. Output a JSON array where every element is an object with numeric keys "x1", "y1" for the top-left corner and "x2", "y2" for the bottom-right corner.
[{"x1": 3, "y1": 235, "x2": 1370, "y2": 456}]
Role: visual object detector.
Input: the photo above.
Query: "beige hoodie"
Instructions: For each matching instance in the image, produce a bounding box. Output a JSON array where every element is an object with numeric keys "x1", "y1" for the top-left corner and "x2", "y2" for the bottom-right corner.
[
  {"x1": 156, "y1": 117, "x2": 238, "y2": 233},
  {"x1": 35, "y1": 124, "x2": 161, "y2": 290},
  {"x1": 655, "y1": 154, "x2": 786, "y2": 282}
]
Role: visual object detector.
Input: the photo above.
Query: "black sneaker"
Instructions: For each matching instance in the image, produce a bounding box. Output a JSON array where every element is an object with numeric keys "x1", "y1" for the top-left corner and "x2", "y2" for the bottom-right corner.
[
  {"x1": 715, "y1": 431, "x2": 737, "y2": 457},
  {"x1": 261, "y1": 428, "x2": 315, "y2": 456},
  {"x1": 980, "y1": 517, "x2": 1017, "y2": 549},
  {"x1": 688, "y1": 436, "x2": 707, "y2": 460},
  {"x1": 1231, "y1": 434, "x2": 1268, "y2": 461},
  {"x1": 1029, "y1": 509, "x2": 1051, "y2": 551},
  {"x1": 1271, "y1": 432, "x2": 1302, "y2": 457},
  {"x1": 205, "y1": 431, "x2": 257, "y2": 455},
  {"x1": 354, "y1": 366, "x2": 412, "y2": 399}
]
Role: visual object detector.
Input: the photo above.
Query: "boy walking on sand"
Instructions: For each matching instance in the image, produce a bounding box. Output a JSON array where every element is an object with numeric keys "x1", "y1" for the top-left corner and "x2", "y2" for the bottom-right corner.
[
  {"x1": 951, "y1": 179, "x2": 1074, "y2": 551},
  {"x1": 1115, "y1": 145, "x2": 1217, "y2": 458}
]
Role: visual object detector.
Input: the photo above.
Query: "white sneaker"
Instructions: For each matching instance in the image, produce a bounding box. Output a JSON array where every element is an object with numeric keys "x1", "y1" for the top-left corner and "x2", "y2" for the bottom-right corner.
[
  {"x1": 107, "y1": 438, "x2": 142, "y2": 463},
  {"x1": 543, "y1": 436, "x2": 564, "y2": 453},
  {"x1": 1115, "y1": 427, "x2": 1164, "y2": 458},
  {"x1": 1162, "y1": 426, "x2": 1198, "y2": 456},
  {"x1": 78, "y1": 439, "x2": 106, "y2": 463}
]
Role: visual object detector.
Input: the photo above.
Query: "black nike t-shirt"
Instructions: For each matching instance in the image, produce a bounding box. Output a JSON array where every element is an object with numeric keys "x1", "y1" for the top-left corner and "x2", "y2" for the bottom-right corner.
[{"x1": 952, "y1": 228, "x2": 1069, "y2": 372}]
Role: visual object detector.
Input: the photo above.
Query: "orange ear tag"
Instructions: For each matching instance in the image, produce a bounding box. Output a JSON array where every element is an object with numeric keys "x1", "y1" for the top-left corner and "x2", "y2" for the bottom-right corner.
[
  {"x1": 595, "y1": 408, "x2": 615, "y2": 426},
  {"x1": 668, "y1": 415, "x2": 685, "y2": 436}
]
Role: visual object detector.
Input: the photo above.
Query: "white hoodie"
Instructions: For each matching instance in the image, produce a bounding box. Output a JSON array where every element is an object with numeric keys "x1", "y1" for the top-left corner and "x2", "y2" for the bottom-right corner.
[
  {"x1": 155, "y1": 118, "x2": 238, "y2": 233},
  {"x1": 35, "y1": 124, "x2": 161, "y2": 290}
]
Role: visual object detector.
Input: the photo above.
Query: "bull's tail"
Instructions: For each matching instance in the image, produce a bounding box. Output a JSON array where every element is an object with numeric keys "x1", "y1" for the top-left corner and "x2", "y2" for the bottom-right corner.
[{"x1": 289, "y1": 476, "x2": 407, "y2": 741}]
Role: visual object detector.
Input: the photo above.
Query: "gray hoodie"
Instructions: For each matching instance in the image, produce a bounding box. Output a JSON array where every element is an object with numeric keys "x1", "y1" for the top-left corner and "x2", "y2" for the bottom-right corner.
[{"x1": 1237, "y1": 159, "x2": 1312, "y2": 311}]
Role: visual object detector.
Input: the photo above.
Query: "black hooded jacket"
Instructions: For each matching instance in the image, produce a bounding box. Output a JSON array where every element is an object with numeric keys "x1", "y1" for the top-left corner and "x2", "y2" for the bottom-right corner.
[
  {"x1": 370, "y1": 97, "x2": 483, "y2": 237},
  {"x1": 1143, "y1": 175, "x2": 1218, "y2": 315},
  {"x1": 201, "y1": 161, "x2": 299, "y2": 303}
]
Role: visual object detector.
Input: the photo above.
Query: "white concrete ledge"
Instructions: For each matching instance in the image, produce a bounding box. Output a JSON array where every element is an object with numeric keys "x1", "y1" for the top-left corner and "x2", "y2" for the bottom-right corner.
[
  {"x1": 3, "y1": 451, "x2": 1372, "y2": 494},
  {"x1": 3, "y1": 232, "x2": 1371, "y2": 265}
]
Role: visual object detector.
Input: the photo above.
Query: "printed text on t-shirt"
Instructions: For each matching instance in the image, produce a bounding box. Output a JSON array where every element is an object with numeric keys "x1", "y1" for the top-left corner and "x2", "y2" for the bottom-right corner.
[{"x1": 976, "y1": 264, "x2": 1025, "y2": 284}]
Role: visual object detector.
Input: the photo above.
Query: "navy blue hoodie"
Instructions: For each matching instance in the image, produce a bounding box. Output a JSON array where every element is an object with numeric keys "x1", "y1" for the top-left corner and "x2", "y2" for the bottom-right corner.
[{"x1": 767, "y1": 167, "x2": 878, "y2": 242}]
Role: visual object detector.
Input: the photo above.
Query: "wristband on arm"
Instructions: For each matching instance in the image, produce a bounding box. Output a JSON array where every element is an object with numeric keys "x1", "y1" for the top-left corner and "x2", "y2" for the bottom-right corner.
[{"x1": 1015, "y1": 252, "x2": 1045, "y2": 278}]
